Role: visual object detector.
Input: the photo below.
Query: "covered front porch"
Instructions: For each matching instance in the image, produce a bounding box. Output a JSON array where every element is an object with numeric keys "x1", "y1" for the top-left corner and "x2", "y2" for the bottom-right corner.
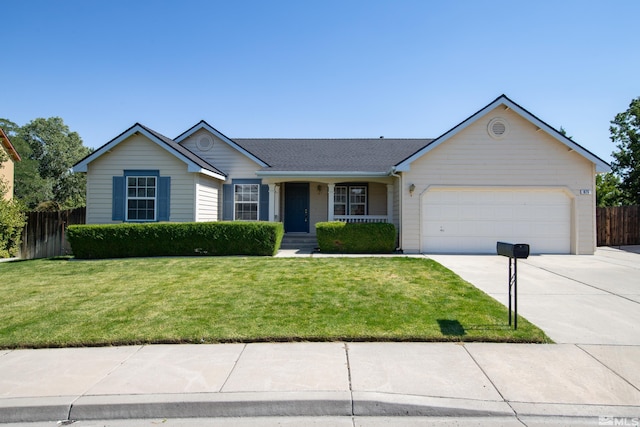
[{"x1": 263, "y1": 179, "x2": 398, "y2": 235}]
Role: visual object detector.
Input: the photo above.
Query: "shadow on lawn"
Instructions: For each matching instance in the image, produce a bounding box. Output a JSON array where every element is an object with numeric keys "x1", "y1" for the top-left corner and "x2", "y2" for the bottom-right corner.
[{"x1": 437, "y1": 319, "x2": 466, "y2": 337}]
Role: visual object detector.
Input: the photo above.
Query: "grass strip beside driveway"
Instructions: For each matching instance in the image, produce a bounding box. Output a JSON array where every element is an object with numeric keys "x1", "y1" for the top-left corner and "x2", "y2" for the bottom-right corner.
[{"x1": 0, "y1": 257, "x2": 550, "y2": 347}]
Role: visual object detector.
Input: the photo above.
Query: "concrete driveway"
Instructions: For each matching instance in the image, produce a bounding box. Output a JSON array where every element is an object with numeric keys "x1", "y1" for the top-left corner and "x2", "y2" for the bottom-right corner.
[{"x1": 428, "y1": 246, "x2": 640, "y2": 345}]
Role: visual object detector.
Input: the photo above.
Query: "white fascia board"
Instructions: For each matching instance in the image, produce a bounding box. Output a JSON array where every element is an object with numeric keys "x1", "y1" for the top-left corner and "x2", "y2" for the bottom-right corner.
[
  {"x1": 72, "y1": 125, "x2": 227, "y2": 181},
  {"x1": 176, "y1": 122, "x2": 268, "y2": 168},
  {"x1": 395, "y1": 96, "x2": 611, "y2": 173},
  {"x1": 72, "y1": 125, "x2": 144, "y2": 172},
  {"x1": 393, "y1": 100, "x2": 501, "y2": 171},
  {"x1": 135, "y1": 127, "x2": 218, "y2": 175},
  {"x1": 255, "y1": 170, "x2": 390, "y2": 178},
  {"x1": 500, "y1": 99, "x2": 611, "y2": 173},
  {"x1": 188, "y1": 165, "x2": 226, "y2": 181}
]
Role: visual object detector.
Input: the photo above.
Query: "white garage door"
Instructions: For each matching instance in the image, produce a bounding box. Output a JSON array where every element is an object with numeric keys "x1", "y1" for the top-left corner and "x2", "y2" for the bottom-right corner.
[{"x1": 421, "y1": 188, "x2": 571, "y2": 254}]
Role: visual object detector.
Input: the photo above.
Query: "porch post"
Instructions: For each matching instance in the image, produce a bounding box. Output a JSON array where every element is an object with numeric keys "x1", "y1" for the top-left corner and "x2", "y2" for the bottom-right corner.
[
  {"x1": 386, "y1": 184, "x2": 394, "y2": 224},
  {"x1": 327, "y1": 183, "x2": 335, "y2": 221},
  {"x1": 275, "y1": 184, "x2": 281, "y2": 222},
  {"x1": 268, "y1": 183, "x2": 277, "y2": 222}
]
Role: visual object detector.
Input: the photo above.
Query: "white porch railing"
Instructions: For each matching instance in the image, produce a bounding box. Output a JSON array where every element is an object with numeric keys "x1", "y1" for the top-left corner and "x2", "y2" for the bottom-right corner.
[{"x1": 334, "y1": 215, "x2": 389, "y2": 223}]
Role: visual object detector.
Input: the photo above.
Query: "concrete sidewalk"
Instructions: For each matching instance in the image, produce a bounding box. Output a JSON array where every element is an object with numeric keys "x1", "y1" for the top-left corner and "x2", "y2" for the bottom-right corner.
[{"x1": 0, "y1": 342, "x2": 639, "y2": 424}]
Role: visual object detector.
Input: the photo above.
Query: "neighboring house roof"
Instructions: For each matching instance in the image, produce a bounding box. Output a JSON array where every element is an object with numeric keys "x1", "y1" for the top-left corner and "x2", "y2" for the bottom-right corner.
[
  {"x1": 235, "y1": 138, "x2": 432, "y2": 177},
  {"x1": 72, "y1": 123, "x2": 227, "y2": 180},
  {"x1": 0, "y1": 128, "x2": 21, "y2": 162},
  {"x1": 175, "y1": 120, "x2": 269, "y2": 167},
  {"x1": 395, "y1": 94, "x2": 611, "y2": 173}
]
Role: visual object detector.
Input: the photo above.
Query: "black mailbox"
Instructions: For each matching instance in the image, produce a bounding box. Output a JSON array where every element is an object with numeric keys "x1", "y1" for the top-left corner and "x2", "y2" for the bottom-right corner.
[{"x1": 496, "y1": 242, "x2": 530, "y2": 259}]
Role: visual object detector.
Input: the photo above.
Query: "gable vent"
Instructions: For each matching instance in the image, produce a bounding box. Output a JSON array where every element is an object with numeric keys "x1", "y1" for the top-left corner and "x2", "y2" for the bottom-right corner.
[
  {"x1": 488, "y1": 118, "x2": 509, "y2": 139},
  {"x1": 196, "y1": 136, "x2": 214, "y2": 151}
]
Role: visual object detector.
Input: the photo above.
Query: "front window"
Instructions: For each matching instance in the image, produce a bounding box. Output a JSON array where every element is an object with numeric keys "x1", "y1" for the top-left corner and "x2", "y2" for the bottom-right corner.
[
  {"x1": 234, "y1": 184, "x2": 259, "y2": 220},
  {"x1": 334, "y1": 186, "x2": 347, "y2": 215},
  {"x1": 334, "y1": 184, "x2": 367, "y2": 215},
  {"x1": 127, "y1": 176, "x2": 156, "y2": 221}
]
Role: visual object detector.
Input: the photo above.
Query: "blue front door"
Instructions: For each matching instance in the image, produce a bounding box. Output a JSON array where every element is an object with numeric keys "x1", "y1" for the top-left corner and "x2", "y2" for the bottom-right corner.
[{"x1": 284, "y1": 183, "x2": 309, "y2": 233}]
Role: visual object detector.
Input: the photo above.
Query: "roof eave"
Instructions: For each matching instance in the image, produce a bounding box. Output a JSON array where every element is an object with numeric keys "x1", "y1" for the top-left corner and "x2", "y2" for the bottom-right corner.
[
  {"x1": 0, "y1": 128, "x2": 21, "y2": 162},
  {"x1": 395, "y1": 94, "x2": 611, "y2": 173},
  {"x1": 187, "y1": 165, "x2": 227, "y2": 181},
  {"x1": 255, "y1": 170, "x2": 391, "y2": 178},
  {"x1": 72, "y1": 125, "x2": 227, "y2": 180},
  {"x1": 175, "y1": 120, "x2": 269, "y2": 168}
]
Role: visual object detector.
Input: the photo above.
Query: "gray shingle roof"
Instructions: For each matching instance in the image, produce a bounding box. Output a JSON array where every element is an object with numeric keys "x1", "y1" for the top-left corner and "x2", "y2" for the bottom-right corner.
[
  {"x1": 138, "y1": 124, "x2": 227, "y2": 177},
  {"x1": 233, "y1": 138, "x2": 433, "y2": 173}
]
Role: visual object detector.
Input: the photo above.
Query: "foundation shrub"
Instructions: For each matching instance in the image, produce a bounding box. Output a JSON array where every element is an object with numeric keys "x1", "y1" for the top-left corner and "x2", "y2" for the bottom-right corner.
[
  {"x1": 67, "y1": 221, "x2": 284, "y2": 259},
  {"x1": 316, "y1": 221, "x2": 396, "y2": 253}
]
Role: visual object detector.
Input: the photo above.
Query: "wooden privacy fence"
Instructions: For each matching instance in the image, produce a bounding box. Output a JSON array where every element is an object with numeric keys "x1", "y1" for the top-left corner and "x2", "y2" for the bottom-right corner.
[
  {"x1": 20, "y1": 208, "x2": 86, "y2": 259},
  {"x1": 596, "y1": 205, "x2": 640, "y2": 246}
]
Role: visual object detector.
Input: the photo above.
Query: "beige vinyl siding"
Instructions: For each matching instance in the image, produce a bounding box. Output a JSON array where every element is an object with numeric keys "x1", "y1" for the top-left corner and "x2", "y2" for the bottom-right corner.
[
  {"x1": 181, "y1": 129, "x2": 260, "y2": 178},
  {"x1": 309, "y1": 182, "x2": 328, "y2": 234},
  {"x1": 195, "y1": 175, "x2": 220, "y2": 221},
  {"x1": 86, "y1": 134, "x2": 196, "y2": 224},
  {"x1": 368, "y1": 182, "x2": 387, "y2": 216},
  {"x1": 0, "y1": 156, "x2": 14, "y2": 200},
  {"x1": 401, "y1": 105, "x2": 596, "y2": 254}
]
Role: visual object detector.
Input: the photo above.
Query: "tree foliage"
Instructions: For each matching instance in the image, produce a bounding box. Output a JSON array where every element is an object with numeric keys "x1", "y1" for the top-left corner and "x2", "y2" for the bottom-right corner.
[
  {"x1": 596, "y1": 172, "x2": 624, "y2": 207},
  {"x1": 0, "y1": 117, "x2": 91, "y2": 209},
  {"x1": 610, "y1": 97, "x2": 640, "y2": 205},
  {"x1": 0, "y1": 174, "x2": 26, "y2": 258}
]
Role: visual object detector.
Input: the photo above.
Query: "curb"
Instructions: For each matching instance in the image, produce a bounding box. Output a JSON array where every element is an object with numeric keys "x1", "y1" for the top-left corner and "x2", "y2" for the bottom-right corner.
[
  {"x1": 5, "y1": 392, "x2": 635, "y2": 423},
  {"x1": 71, "y1": 392, "x2": 351, "y2": 420},
  {"x1": 0, "y1": 391, "x2": 640, "y2": 423},
  {"x1": 0, "y1": 392, "x2": 512, "y2": 422},
  {"x1": 352, "y1": 392, "x2": 513, "y2": 416},
  {"x1": 0, "y1": 396, "x2": 73, "y2": 423}
]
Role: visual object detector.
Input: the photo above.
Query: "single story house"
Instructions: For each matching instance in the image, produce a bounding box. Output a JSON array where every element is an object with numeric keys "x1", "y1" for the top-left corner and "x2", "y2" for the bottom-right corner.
[
  {"x1": 72, "y1": 95, "x2": 610, "y2": 254},
  {"x1": 0, "y1": 127, "x2": 21, "y2": 201}
]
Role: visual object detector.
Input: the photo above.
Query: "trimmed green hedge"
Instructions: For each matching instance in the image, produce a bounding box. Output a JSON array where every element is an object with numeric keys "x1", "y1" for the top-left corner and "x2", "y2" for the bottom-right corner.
[
  {"x1": 67, "y1": 221, "x2": 284, "y2": 259},
  {"x1": 316, "y1": 221, "x2": 396, "y2": 254}
]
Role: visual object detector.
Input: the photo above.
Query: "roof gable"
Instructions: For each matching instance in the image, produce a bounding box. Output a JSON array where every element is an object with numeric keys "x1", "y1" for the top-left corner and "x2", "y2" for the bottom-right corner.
[
  {"x1": 394, "y1": 94, "x2": 610, "y2": 173},
  {"x1": 0, "y1": 128, "x2": 21, "y2": 162},
  {"x1": 72, "y1": 123, "x2": 226, "y2": 180},
  {"x1": 175, "y1": 120, "x2": 269, "y2": 168}
]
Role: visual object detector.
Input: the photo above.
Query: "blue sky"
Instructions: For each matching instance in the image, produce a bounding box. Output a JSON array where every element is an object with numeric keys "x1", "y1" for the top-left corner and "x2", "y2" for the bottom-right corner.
[{"x1": 4, "y1": 0, "x2": 638, "y2": 162}]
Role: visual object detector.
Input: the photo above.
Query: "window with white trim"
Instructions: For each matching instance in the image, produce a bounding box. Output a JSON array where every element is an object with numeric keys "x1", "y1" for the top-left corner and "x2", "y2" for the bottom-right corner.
[
  {"x1": 234, "y1": 184, "x2": 259, "y2": 220},
  {"x1": 349, "y1": 186, "x2": 367, "y2": 215},
  {"x1": 334, "y1": 184, "x2": 367, "y2": 215},
  {"x1": 127, "y1": 176, "x2": 156, "y2": 221},
  {"x1": 334, "y1": 186, "x2": 347, "y2": 215}
]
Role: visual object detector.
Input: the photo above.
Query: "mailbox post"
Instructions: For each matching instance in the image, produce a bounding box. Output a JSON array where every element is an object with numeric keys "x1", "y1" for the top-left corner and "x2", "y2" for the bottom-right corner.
[{"x1": 496, "y1": 242, "x2": 529, "y2": 330}]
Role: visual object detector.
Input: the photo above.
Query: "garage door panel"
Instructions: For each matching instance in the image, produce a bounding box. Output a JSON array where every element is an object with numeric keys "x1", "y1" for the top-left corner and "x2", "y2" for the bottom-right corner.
[
  {"x1": 494, "y1": 207, "x2": 515, "y2": 221},
  {"x1": 536, "y1": 222, "x2": 570, "y2": 238},
  {"x1": 422, "y1": 189, "x2": 571, "y2": 254},
  {"x1": 460, "y1": 206, "x2": 490, "y2": 220}
]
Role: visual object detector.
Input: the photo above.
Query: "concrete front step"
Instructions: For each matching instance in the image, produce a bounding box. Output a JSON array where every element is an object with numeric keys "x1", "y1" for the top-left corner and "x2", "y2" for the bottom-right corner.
[{"x1": 281, "y1": 235, "x2": 318, "y2": 250}]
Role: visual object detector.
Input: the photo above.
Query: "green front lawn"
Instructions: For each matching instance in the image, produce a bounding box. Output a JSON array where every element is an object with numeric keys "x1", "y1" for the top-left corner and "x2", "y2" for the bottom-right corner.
[{"x1": 0, "y1": 257, "x2": 550, "y2": 347}]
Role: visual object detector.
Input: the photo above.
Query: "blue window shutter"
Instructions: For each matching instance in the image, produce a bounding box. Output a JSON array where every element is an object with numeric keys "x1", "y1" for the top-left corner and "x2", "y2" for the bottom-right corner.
[
  {"x1": 158, "y1": 177, "x2": 171, "y2": 221},
  {"x1": 223, "y1": 184, "x2": 233, "y2": 220},
  {"x1": 112, "y1": 176, "x2": 125, "y2": 221},
  {"x1": 260, "y1": 184, "x2": 269, "y2": 221}
]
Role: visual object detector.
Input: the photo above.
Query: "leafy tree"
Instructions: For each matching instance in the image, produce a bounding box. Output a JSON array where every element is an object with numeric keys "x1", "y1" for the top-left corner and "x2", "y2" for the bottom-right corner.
[
  {"x1": 559, "y1": 126, "x2": 573, "y2": 140},
  {"x1": 14, "y1": 117, "x2": 91, "y2": 209},
  {"x1": 0, "y1": 150, "x2": 26, "y2": 258},
  {"x1": 0, "y1": 193, "x2": 26, "y2": 258},
  {"x1": 0, "y1": 119, "x2": 53, "y2": 208},
  {"x1": 610, "y1": 97, "x2": 640, "y2": 205},
  {"x1": 595, "y1": 172, "x2": 624, "y2": 207}
]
